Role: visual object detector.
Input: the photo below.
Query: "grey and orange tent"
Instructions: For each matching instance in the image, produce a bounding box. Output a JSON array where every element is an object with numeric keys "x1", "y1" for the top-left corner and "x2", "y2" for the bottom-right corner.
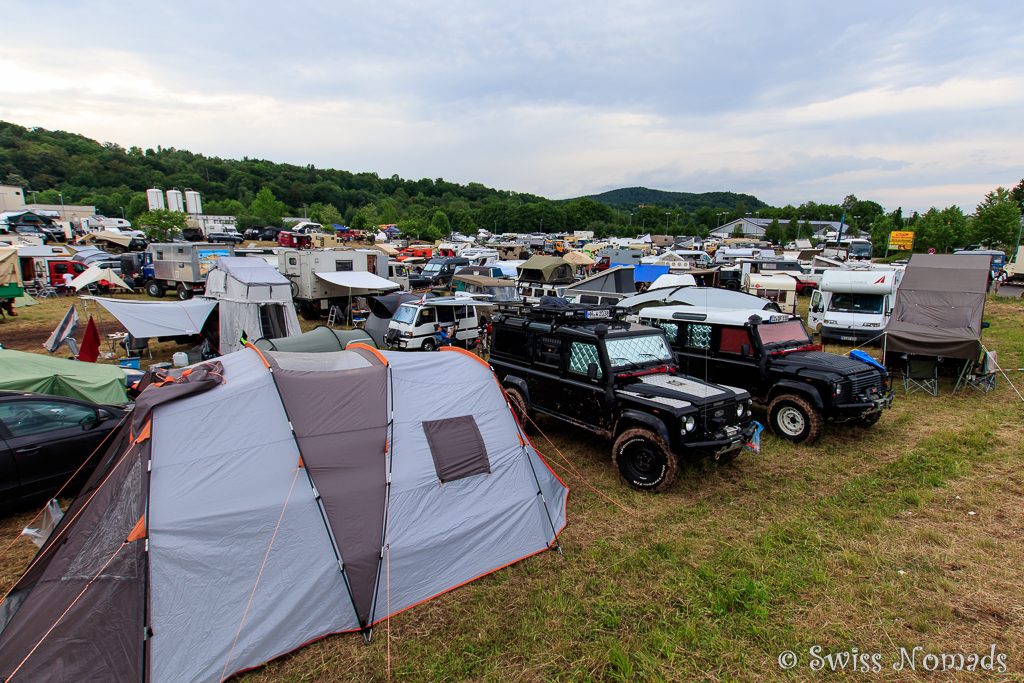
[{"x1": 0, "y1": 346, "x2": 567, "y2": 682}]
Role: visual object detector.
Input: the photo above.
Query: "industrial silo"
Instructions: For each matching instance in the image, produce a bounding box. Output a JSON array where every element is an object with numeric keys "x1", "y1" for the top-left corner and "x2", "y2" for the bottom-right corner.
[
  {"x1": 147, "y1": 188, "x2": 166, "y2": 210},
  {"x1": 166, "y1": 189, "x2": 185, "y2": 212},
  {"x1": 185, "y1": 190, "x2": 203, "y2": 215}
]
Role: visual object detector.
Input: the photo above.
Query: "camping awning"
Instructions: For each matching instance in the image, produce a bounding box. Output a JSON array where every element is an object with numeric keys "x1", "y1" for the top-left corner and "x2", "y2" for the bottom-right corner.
[
  {"x1": 85, "y1": 296, "x2": 217, "y2": 338},
  {"x1": 70, "y1": 266, "x2": 133, "y2": 291},
  {"x1": 315, "y1": 271, "x2": 400, "y2": 294}
]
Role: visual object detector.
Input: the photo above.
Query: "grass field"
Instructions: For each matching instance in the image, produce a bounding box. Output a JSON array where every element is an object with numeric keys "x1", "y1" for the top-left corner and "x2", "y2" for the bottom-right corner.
[{"x1": 1, "y1": 292, "x2": 1022, "y2": 681}]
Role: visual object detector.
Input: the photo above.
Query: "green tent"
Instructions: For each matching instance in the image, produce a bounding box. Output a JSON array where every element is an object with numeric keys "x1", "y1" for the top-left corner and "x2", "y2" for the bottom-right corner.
[
  {"x1": 253, "y1": 326, "x2": 375, "y2": 352},
  {"x1": 517, "y1": 255, "x2": 574, "y2": 284},
  {"x1": 0, "y1": 350, "x2": 129, "y2": 405}
]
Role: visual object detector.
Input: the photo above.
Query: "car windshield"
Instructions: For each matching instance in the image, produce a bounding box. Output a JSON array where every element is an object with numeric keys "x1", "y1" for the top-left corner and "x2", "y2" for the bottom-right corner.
[
  {"x1": 755, "y1": 320, "x2": 811, "y2": 348},
  {"x1": 392, "y1": 305, "x2": 417, "y2": 325},
  {"x1": 604, "y1": 333, "x2": 673, "y2": 369},
  {"x1": 828, "y1": 293, "x2": 884, "y2": 314},
  {"x1": 848, "y1": 243, "x2": 873, "y2": 257},
  {"x1": 423, "y1": 263, "x2": 443, "y2": 273}
]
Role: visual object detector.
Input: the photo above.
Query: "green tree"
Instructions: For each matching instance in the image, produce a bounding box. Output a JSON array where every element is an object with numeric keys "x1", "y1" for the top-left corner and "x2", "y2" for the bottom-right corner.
[
  {"x1": 763, "y1": 218, "x2": 784, "y2": 245},
  {"x1": 249, "y1": 187, "x2": 286, "y2": 225},
  {"x1": 430, "y1": 210, "x2": 451, "y2": 236},
  {"x1": 310, "y1": 202, "x2": 344, "y2": 227},
  {"x1": 136, "y1": 209, "x2": 186, "y2": 241},
  {"x1": 971, "y1": 187, "x2": 1021, "y2": 248}
]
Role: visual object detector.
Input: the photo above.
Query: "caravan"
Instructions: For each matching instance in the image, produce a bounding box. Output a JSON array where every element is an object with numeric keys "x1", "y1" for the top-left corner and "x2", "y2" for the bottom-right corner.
[{"x1": 808, "y1": 268, "x2": 902, "y2": 344}]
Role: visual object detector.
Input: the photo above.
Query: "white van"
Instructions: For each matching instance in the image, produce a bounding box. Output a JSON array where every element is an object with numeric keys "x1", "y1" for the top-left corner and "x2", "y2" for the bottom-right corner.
[
  {"x1": 808, "y1": 269, "x2": 901, "y2": 344},
  {"x1": 388, "y1": 260, "x2": 411, "y2": 290},
  {"x1": 384, "y1": 297, "x2": 485, "y2": 351}
]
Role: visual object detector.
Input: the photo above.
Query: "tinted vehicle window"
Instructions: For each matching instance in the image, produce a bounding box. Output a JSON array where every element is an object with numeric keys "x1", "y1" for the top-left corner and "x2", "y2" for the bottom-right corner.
[
  {"x1": 417, "y1": 308, "x2": 436, "y2": 325},
  {"x1": 437, "y1": 307, "x2": 455, "y2": 324},
  {"x1": 0, "y1": 400, "x2": 97, "y2": 438},
  {"x1": 534, "y1": 336, "x2": 562, "y2": 367},
  {"x1": 719, "y1": 327, "x2": 753, "y2": 356}
]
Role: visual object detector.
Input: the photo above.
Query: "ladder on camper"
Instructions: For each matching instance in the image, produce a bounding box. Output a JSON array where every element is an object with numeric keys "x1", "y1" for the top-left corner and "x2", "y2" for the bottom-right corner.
[{"x1": 327, "y1": 305, "x2": 344, "y2": 328}]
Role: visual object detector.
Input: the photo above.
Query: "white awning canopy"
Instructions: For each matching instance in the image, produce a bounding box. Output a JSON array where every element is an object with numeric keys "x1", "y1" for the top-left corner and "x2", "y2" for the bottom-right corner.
[
  {"x1": 70, "y1": 266, "x2": 133, "y2": 291},
  {"x1": 315, "y1": 271, "x2": 400, "y2": 295},
  {"x1": 84, "y1": 296, "x2": 217, "y2": 338}
]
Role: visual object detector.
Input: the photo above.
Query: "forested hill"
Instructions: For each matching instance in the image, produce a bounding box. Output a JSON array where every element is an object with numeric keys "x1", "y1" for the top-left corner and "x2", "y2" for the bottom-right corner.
[
  {"x1": 580, "y1": 186, "x2": 768, "y2": 212},
  {"x1": 2, "y1": 120, "x2": 901, "y2": 242}
]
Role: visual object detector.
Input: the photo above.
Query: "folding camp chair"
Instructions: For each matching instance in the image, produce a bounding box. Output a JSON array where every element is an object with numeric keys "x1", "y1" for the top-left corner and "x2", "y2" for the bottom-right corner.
[
  {"x1": 958, "y1": 348, "x2": 998, "y2": 393},
  {"x1": 903, "y1": 355, "x2": 939, "y2": 396},
  {"x1": 121, "y1": 334, "x2": 153, "y2": 360}
]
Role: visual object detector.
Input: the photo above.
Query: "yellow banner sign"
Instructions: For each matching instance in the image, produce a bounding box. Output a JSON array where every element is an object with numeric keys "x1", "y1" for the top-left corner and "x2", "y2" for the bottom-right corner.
[{"x1": 888, "y1": 231, "x2": 915, "y2": 250}]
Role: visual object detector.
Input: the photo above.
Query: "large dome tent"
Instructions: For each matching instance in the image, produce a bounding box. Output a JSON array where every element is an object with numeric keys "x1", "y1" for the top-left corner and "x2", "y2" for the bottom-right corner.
[{"x1": 0, "y1": 346, "x2": 567, "y2": 682}]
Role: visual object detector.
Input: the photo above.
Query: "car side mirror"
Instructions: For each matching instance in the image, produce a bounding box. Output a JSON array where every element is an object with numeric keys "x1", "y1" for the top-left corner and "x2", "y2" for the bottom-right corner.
[
  {"x1": 587, "y1": 363, "x2": 599, "y2": 381},
  {"x1": 97, "y1": 408, "x2": 113, "y2": 421}
]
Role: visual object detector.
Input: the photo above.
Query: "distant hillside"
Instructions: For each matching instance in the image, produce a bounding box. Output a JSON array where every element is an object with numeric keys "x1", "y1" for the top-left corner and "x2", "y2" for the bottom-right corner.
[{"x1": 579, "y1": 186, "x2": 768, "y2": 212}]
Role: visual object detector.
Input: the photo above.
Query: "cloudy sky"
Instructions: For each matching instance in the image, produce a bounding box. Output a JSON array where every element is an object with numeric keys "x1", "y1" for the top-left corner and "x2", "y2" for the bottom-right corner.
[{"x1": 2, "y1": 1, "x2": 1022, "y2": 212}]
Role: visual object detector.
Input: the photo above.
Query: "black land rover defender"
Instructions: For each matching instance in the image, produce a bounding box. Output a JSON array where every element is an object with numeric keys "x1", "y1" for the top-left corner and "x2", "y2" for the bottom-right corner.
[
  {"x1": 639, "y1": 308, "x2": 893, "y2": 444},
  {"x1": 489, "y1": 304, "x2": 757, "y2": 492}
]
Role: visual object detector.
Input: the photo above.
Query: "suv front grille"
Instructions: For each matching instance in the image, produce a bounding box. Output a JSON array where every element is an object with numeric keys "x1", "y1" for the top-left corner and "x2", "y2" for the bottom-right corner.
[{"x1": 848, "y1": 371, "x2": 882, "y2": 399}]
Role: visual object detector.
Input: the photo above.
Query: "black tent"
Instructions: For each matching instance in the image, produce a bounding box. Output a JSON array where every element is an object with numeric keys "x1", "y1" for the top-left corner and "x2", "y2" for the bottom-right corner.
[{"x1": 884, "y1": 254, "x2": 990, "y2": 362}]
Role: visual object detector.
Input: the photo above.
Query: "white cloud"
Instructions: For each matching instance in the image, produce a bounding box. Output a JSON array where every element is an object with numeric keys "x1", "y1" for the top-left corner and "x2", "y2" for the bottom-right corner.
[{"x1": 1, "y1": 1, "x2": 1022, "y2": 214}]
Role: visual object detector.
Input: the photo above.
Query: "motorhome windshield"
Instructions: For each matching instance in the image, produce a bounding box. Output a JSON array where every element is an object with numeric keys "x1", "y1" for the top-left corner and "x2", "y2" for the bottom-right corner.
[
  {"x1": 605, "y1": 334, "x2": 673, "y2": 369},
  {"x1": 423, "y1": 262, "x2": 443, "y2": 273},
  {"x1": 828, "y1": 293, "x2": 884, "y2": 314},
  {"x1": 755, "y1": 320, "x2": 811, "y2": 348},
  {"x1": 847, "y1": 242, "x2": 873, "y2": 257},
  {"x1": 393, "y1": 305, "x2": 418, "y2": 325}
]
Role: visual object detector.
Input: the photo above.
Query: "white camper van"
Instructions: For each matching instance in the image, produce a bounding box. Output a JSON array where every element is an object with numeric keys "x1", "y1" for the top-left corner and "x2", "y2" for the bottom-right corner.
[
  {"x1": 808, "y1": 269, "x2": 902, "y2": 344},
  {"x1": 384, "y1": 297, "x2": 487, "y2": 351}
]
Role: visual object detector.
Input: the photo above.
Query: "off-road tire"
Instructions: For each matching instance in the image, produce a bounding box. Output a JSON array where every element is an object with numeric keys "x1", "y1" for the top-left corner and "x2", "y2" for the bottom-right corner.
[
  {"x1": 767, "y1": 393, "x2": 823, "y2": 444},
  {"x1": 421, "y1": 337, "x2": 437, "y2": 352},
  {"x1": 176, "y1": 284, "x2": 193, "y2": 301},
  {"x1": 855, "y1": 411, "x2": 882, "y2": 428},
  {"x1": 146, "y1": 281, "x2": 164, "y2": 298},
  {"x1": 504, "y1": 386, "x2": 531, "y2": 430},
  {"x1": 612, "y1": 428, "x2": 678, "y2": 492}
]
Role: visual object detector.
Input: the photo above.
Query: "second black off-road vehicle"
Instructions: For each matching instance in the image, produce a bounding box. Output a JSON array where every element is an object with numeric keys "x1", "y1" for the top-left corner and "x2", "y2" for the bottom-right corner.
[
  {"x1": 489, "y1": 304, "x2": 757, "y2": 492},
  {"x1": 638, "y1": 306, "x2": 893, "y2": 444}
]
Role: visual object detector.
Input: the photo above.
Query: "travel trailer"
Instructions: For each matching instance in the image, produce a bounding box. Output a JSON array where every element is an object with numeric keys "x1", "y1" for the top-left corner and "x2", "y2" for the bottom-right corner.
[
  {"x1": 743, "y1": 273, "x2": 797, "y2": 315},
  {"x1": 808, "y1": 268, "x2": 902, "y2": 344}
]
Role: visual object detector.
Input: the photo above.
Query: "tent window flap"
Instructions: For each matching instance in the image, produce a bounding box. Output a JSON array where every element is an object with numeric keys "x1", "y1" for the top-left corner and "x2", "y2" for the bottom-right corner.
[{"x1": 423, "y1": 415, "x2": 490, "y2": 483}]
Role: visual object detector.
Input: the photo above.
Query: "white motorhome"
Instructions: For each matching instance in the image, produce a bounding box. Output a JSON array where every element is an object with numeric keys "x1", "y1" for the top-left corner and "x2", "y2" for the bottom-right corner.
[
  {"x1": 458, "y1": 247, "x2": 499, "y2": 266},
  {"x1": 278, "y1": 248, "x2": 392, "y2": 318},
  {"x1": 808, "y1": 268, "x2": 902, "y2": 344},
  {"x1": 384, "y1": 297, "x2": 487, "y2": 351},
  {"x1": 743, "y1": 273, "x2": 797, "y2": 315}
]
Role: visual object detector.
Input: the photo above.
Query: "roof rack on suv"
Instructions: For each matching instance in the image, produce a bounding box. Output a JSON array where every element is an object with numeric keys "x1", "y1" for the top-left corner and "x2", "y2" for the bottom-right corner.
[{"x1": 496, "y1": 301, "x2": 630, "y2": 325}]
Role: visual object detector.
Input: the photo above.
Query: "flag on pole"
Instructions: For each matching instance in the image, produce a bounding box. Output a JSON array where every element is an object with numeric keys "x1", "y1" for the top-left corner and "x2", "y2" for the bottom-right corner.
[
  {"x1": 78, "y1": 315, "x2": 101, "y2": 362},
  {"x1": 43, "y1": 304, "x2": 79, "y2": 353}
]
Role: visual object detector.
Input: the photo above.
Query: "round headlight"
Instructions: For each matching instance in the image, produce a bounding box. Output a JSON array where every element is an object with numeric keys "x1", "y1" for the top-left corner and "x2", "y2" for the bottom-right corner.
[
  {"x1": 736, "y1": 403, "x2": 745, "y2": 418},
  {"x1": 684, "y1": 416, "x2": 696, "y2": 432}
]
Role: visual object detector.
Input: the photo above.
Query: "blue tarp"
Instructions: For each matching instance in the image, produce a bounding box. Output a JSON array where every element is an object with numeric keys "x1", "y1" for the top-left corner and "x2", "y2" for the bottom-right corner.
[{"x1": 632, "y1": 265, "x2": 670, "y2": 283}]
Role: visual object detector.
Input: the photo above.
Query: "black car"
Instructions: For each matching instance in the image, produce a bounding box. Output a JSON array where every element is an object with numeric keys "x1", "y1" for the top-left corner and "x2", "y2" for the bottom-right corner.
[
  {"x1": 490, "y1": 304, "x2": 756, "y2": 492},
  {"x1": 0, "y1": 392, "x2": 127, "y2": 513},
  {"x1": 409, "y1": 257, "x2": 471, "y2": 289},
  {"x1": 205, "y1": 231, "x2": 245, "y2": 244},
  {"x1": 639, "y1": 307, "x2": 893, "y2": 443},
  {"x1": 259, "y1": 226, "x2": 284, "y2": 241}
]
